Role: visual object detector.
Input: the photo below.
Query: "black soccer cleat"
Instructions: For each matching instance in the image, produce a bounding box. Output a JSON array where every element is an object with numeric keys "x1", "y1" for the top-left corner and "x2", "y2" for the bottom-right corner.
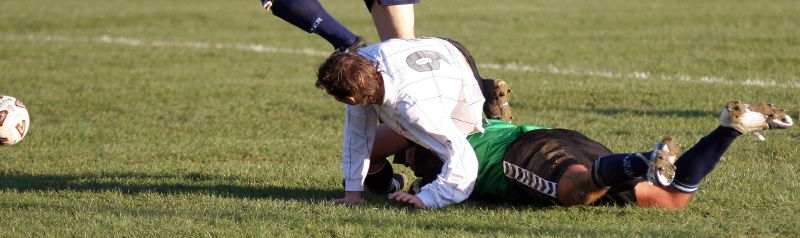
[{"x1": 336, "y1": 36, "x2": 368, "y2": 53}]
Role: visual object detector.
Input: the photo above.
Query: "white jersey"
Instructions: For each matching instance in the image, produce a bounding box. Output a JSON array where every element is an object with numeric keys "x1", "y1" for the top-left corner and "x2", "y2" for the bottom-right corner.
[{"x1": 341, "y1": 38, "x2": 485, "y2": 209}]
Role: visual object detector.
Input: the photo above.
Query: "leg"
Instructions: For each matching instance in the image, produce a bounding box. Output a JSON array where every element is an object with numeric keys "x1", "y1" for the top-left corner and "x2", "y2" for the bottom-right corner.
[
  {"x1": 363, "y1": 123, "x2": 412, "y2": 193},
  {"x1": 559, "y1": 135, "x2": 679, "y2": 206},
  {"x1": 502, "y1": 129, "x2": 618, "y2": 206},
  {"x1": 370, "y1": 3, "x2": 416, "y2": 40},
  {"x1": 633, "y1": 101, "x2": 793, "y2": 209},
  {"x1": 266, "y1": 0, "x2": 362, "y2": 51},
  {"x1": 363, "y1": 0, "x2": 418, "y2": 41},
  {"x1": 369, "y1": 123, "x2": 412, "y2": 166},
  {"x1": 556, "y1": 165, "x2": 612, "y2": 206}
]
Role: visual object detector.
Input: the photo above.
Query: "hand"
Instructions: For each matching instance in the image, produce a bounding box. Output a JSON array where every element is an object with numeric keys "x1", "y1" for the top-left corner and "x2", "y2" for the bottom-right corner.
[
  {"x1": 330, "y1": 191, "x2": 366, "y2": 205},
  {"x1": 388, "y1": 192, "x2": 424, "y2": 208}
]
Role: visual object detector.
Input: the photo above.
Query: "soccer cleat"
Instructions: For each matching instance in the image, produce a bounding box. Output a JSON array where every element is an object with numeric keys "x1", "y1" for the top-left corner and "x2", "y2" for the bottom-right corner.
[
  {"x1": 482, "y1": 78, "x2": 514, "y2": 122},
  {"x1": 388, "y1": 173, "x2": 408, "y2": 193},
  {"x1": 408, "y1": 178, "x2": 422, "y2": 195},
  {"x1": 719, "y1": 101, "x2": 794, "y2": 140},
  {"x1": 763, "y1": 107, "x2": 794, "y2": 129},
  {"x1": 336, "y1": 36, "x2": 368, "y2": 53},
  {"x1": 361, "y1": 173, "x2": 407, "y2": 194},
  {"x1": 641, "y1": 136, "x2": 680, "y2": 186}
]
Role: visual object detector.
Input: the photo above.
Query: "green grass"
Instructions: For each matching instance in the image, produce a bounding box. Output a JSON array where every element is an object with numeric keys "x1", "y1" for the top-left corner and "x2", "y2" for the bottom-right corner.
[{"x1": 2, "y1": 0, "x2": 799, "y2": 237}]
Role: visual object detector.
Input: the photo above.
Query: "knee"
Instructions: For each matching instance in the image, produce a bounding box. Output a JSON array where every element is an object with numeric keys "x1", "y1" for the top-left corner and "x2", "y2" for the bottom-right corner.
[
  {"x1": 557, "y1": 168, "x2": 601, "y2": 206},
  {"x1": 368, "y1": 158, "x2": 388, "y2": 173}
]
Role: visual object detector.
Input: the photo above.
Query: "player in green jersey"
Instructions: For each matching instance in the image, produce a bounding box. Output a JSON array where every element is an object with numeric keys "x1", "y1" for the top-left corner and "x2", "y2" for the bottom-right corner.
[{"x1": 391, "y1": 101, "x2": 793, "y2": 209}]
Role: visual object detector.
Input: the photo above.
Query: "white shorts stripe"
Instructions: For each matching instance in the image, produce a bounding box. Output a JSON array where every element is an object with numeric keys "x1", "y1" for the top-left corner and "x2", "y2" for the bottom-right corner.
[{"x1": 503, "y1": 161, "x2": 558, "y2": 198}]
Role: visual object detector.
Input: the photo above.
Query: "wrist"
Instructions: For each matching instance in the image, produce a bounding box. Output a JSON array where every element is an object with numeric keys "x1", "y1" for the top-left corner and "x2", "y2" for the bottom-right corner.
[{"x1": 345, "y1": 191, "x2": 362, "y2": 198}]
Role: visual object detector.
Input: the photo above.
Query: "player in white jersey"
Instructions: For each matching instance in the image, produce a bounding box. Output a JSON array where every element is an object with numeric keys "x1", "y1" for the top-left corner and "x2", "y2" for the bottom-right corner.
[{"x1": 316, "y1": 37, "x2": 486, "y2": 209}]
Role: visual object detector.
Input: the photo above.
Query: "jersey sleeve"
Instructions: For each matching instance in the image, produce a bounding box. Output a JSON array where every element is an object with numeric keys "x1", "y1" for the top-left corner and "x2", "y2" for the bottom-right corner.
[
  {"x1": 341, "y1": 104, "x2": 379, "y2": 192},
  {"x1": 397, "y1": 101, "x2": 480, "y2": 209}
]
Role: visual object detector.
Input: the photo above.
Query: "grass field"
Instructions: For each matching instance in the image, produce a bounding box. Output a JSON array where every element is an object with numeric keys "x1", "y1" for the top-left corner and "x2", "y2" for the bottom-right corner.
[{"x1": 2, "y1": 0, "x2": 799, "y2": 237}]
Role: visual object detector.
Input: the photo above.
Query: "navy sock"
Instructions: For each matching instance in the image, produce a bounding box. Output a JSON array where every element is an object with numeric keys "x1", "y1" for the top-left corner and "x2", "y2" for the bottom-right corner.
[
  {"x1": 672, "y1": 126, "x2": 741, "y2": 193},
  {"x1": 592, "y1": 151, "x2": 652, "y2": 188},
  {"x1": 271, "y1": 0, "x2": 359, "y2": 50},
  {"x1": 364, "y1": 161, "x2": 395, "y2": 194}
]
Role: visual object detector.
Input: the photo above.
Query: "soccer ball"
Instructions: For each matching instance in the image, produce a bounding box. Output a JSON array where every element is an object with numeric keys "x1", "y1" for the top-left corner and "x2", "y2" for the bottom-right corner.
[{"x1": 0, "y1": 95, "x2": 30, "y2": 146}]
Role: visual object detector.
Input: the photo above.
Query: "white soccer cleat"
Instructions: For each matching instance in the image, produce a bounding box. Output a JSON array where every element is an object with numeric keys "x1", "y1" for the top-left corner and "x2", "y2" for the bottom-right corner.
[
  {"x1": 641, "y1": 136, "x2": 680, "y2": 186},
  {"x1": 719, "y1": 101, "x2": 793, "y2": 140},
  {"x1": 766, "y1": 108, "x2": 794, "y2": 129}
]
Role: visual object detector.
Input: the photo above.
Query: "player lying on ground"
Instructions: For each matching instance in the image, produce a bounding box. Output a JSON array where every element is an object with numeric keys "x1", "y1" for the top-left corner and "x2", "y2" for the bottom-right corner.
[
  {"x1": 259, "y1": 0, "x2": 417, "y2": 52},
  {"x1": 384, "y1": 101, "x2": 793, "y2": 209}
]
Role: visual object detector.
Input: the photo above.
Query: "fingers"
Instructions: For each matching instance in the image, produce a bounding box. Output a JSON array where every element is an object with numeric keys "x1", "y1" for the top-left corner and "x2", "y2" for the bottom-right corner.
[
  {"x1": 331, "y1": 193, "x2": 424, "y2": 208},
  {"x1": 388, "y1": 192, "x2": 424, "y2": 208}
]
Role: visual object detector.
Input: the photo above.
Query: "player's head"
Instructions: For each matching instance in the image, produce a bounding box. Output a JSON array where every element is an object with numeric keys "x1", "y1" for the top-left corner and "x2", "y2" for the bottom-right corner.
[{"x1": 316, "y1": 52, "x2": 381, "y2": 106}]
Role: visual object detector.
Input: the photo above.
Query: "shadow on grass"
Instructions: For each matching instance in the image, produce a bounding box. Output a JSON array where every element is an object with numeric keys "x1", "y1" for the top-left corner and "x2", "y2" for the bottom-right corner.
[
  {"x1": 0, "y1": 170, "x2": 562, "y2": 212},
  {"x1": 0, "y1": 171, "x2": 339, "y2": 202},
  {"x1": 584, "y1": 108, "x2": 710, "y2": 118},
  {"x1": 518, "y1": 103, "x2": 713, "y2": 119}
]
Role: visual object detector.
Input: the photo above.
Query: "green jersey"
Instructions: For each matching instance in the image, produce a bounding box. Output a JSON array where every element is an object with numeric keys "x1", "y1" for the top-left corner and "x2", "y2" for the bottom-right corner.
[{"x1": 468, "y1": 119, "x2": 548, "y2": 203}]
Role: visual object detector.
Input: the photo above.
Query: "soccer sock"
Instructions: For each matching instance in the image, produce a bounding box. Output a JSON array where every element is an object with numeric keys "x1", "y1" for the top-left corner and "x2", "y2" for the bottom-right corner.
[
  {"x1": 271, "y1": 0, "x2": 359, "y2": 50},
  {"x1": 364, "y1": 161, "x2": 396, "y2": 194},
  {"x1": 591, "y1": 152, "x2": 652, "y2": 188},
  {"x1": 672, "y1": 126, "x2": 740, "y2": 193}
]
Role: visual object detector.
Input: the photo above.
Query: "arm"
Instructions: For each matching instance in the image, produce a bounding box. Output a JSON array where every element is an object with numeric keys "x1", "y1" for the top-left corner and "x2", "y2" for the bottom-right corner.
[
  {"x1": 341, "y1": 104, "x2": 380, "y2": 194},
  {"x1": 413, "y1": 133, "x2": 479, "y2": 209},
  {"x1": 398, "y1": 106, "x2": 480, "y2": 209}
]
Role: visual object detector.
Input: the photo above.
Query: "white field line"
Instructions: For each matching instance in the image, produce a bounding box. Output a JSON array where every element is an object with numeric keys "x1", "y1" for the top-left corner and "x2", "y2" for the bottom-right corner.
[{"x1": 6, "y1": 34, "x2": 800, "y2": 89}]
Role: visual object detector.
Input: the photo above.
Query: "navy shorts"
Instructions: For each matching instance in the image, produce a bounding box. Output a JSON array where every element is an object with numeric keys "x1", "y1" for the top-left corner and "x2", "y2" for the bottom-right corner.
[{"x1": 364, "y1": 0, "x2": 420, "y2": 11}]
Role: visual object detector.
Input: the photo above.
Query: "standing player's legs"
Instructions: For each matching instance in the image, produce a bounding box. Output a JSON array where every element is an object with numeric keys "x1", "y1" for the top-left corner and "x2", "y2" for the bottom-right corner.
[
  {"x1": 633, "y1": 101, "x2": 794, "y2": 209},
  {"x1": 263, "y1": 0, "x2": 364, "y2": 52},
  {"x1": 364, "y1": 0, "x2": 419, "y2": 41}
]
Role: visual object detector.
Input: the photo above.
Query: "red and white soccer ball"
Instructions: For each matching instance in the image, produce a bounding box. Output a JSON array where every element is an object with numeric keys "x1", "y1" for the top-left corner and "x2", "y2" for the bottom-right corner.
[{"x1": 0, "y1": 95, "x2": 30, "y2": 146}]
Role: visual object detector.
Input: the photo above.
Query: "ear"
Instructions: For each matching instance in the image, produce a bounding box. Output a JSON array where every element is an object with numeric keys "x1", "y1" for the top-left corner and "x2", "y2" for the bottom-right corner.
[{"x1": 344, "y1": 96, "x2": 358, "y2": 105}]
